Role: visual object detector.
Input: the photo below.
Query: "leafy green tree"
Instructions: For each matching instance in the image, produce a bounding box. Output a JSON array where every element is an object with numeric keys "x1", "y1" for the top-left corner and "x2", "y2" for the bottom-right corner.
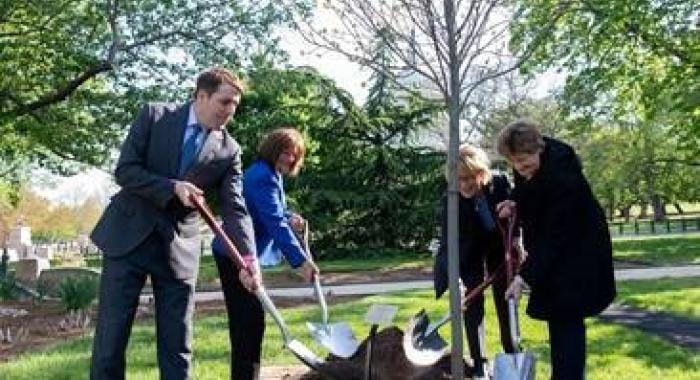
[
  {"x1": 478, "y1": 96, "x2": 700, "y2": 220},
  {"x1": 0, "y1": 0, "x2": 312, "y2": 178},
  {"x1": 230, "y1": 63, "x2": 443, "y2": 252},
  {"x1": 304, "y1": 70, "x2": 442, "y2": 252},
  {"x1": 510, "y1": 0, "x2": 699, "y2": 158}
]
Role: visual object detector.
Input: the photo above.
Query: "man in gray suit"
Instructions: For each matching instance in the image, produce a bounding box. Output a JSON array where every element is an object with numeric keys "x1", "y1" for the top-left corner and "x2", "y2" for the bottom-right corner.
[{"x1": 89, "y1": 67, "x2": 261, "y2": 380}]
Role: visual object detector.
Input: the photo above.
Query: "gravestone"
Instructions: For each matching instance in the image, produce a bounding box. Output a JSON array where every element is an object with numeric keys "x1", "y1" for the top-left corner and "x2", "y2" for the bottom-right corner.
[
  {"x1": 15, "y1": 257, "x2": 50, "y2": 285},
  {"x1": 34, "y1": 244, "x2": 54, "y2": 260},
  {"x1": 5, "y1": 222, "x2": 32, "y2": 262}
]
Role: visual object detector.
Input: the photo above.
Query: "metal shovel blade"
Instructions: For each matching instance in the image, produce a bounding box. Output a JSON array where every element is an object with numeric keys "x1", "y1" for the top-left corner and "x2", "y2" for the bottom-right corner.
[
  {"x1": 492, "y1": 352, "x2": 536, "y2": 380},
  {"x1": 402, "y1": 309, "x2": 449, "y2": 366},
  {"x1": 287, "y1": 338, "x2": 325, "y2": 370},
  {"x1": 307, "y1": 321, "x2": 360, "y2": 358},
  {"x1": 255, "y1": 287, "x2": 325, "y2": 370}
]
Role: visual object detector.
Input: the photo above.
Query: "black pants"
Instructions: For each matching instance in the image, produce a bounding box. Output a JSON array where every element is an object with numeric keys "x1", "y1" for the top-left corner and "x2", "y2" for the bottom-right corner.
[
  {"x1": 462, "y1": 254, "x2": 515, "y2": 375},
  {"x1": 548, "y1": 318, "x2": 586, "y2": 380},
  {"x1": 214, "y1": 254, "x2": 265, "y2": 380},
  {"x1": 91, "y1": 232, "x2": 195, "y2": 380}
]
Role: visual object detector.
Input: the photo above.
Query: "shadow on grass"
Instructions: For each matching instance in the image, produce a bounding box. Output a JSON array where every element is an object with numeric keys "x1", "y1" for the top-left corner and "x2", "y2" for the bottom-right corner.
[{"x1": 588, "y1": 320, "x2": 698, "y2": 372}]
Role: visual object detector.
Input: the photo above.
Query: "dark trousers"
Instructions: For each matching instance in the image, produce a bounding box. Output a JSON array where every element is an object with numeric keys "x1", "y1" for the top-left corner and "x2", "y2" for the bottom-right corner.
[
  {"x1": 90, "y1": 232, "x2": 196, "y2": 380},
  {"x1": 548, "y1": 318, "x2": 586, "y2": 380},
  {"x1": 214, "y1": 254, "x2": 265, "y2": 380},
  {"x1": 462, "y1": 254, "x2": 515, "y2": 375}
]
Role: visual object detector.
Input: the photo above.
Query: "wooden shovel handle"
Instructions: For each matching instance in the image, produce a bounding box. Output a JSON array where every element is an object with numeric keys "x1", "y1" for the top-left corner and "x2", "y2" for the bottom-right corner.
[{"x1": 189, "y1": 194, "x2": 253, "y2": 275}]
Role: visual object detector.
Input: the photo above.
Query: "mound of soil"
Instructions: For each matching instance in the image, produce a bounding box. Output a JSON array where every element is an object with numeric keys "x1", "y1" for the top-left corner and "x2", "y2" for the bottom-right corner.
[{"x1": 297, "y1": 326, "x2": 473, "y2": 380}]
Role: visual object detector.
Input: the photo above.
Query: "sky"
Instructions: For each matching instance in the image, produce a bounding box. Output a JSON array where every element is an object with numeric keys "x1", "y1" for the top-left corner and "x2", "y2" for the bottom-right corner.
[{"x1": 32, "y1": 11, "x2": 564, "y2": 206}]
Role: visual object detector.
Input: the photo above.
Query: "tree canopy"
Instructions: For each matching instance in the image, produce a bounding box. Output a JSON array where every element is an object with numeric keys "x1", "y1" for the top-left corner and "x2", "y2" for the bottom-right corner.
[
  {"x1": 511, "y1": 0, "x2": 699, "y2": 157},
  {"x1": 0, "y1": 0, "x2": 312, "y2": 178}
]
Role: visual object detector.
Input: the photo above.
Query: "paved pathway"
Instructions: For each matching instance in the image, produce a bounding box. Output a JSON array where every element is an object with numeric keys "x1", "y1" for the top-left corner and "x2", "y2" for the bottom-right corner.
[
  {"x1": 140, "y1": 265, "x2": 700, "y2": 303},
  {"x1": 597, "y1": 304, "x2": 700, "y2": 352}
]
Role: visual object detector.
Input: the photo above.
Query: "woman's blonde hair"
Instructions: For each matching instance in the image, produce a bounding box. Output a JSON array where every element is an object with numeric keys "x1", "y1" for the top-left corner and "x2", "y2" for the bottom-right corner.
[
  {"x1": 257, "y1": 127, "x2": 306, "y2": 176},
  {"x1": 450, "y1": 143, "x2": 492, "y2": 184}
]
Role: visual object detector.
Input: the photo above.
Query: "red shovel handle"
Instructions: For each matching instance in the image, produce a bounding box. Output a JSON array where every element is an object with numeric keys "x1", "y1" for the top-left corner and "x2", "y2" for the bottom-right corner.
[
  {"x1": 497, "y1": 209, "x2": 518, "y2": 284},
  {"x1": 462, "y1": 268, "x2": 503, "y2": 308},
  {"x1": 189, "y1": 194, "x2": 253, "y2": 275}
]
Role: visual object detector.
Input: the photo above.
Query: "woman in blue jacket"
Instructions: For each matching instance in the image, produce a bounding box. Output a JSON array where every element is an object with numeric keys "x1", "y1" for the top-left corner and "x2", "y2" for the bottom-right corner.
[{"x1": 211, "y1": 127, "x2": 318, "y2": 380}]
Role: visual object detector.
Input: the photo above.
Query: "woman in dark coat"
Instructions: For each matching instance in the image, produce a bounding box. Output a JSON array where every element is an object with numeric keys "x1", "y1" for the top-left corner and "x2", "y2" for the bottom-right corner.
[
  {"x1": 497, "y1": 120, "x2": 616, "y2": 380},
  {"x1": 433, "y1": 144, "x2": 515, "y2": 378}
]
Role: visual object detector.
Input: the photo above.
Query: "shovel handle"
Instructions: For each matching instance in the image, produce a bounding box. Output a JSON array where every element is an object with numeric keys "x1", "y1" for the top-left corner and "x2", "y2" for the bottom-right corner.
[
  {"x1": 508, "y1": 297, "x2": 521, "y2": 352},
  {"x1": 189, "y1": 195, "x2": 254, "y2": 276},
  {"x1": 300, "y1": 223, "x2": 329, "y2": 326},
  {"x1": 429, "y1": 266, "x2": 503, "y2": 335},
  {"x1": 255, "y1": 287, "x2": 293, "y2": 344},
  {"x1": 499, "y1": 211, "x2": 523, "y2": 352},
  {"x1": 497, "y1": 210, "x2": 518, "y2": 285}
]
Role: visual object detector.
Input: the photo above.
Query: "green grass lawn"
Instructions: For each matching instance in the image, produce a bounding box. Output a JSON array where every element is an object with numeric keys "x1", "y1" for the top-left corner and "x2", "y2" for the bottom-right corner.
[
  {"x1": 612, "y1": 234, "x2": 700, "y2": 266},
  {"x1": 2, "y1": 289, "x2": 698, "y2": 379},
  {"x1": 197, "y1": 252, "x2": 434, "y2": 286},
  {"x1": 615, "y1": 277, "x2": 700, "y2": 321}
]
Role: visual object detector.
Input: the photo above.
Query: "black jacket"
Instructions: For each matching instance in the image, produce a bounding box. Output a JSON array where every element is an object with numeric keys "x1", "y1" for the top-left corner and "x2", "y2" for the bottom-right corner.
[
  {"x1": 514, "y1": 137, "x2": 616, "y2": 320},
  {"x1": 433, "y1": 173, "x2": 511, "y2": 299}
]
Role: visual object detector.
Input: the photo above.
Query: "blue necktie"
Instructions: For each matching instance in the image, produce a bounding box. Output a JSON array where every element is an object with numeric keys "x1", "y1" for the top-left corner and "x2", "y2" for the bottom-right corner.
[{"x1": 178, "y1": 124, "x2": 203, "y2": 177}]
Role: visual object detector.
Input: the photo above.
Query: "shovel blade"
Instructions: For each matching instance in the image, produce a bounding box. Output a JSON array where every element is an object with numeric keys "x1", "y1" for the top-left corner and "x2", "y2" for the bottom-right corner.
[
  {"x1": 287, "y1": 338, "x2": 325, "y2": 369},
  {"x1": 492, "y1": 352, "x2": 536, "y2": 380},
  {"x1": 307, "y1": 321, "x2": 360, "y2": 359},
  {"x1": 402, "y1": 310, "x2": 449, "y2": 366}
]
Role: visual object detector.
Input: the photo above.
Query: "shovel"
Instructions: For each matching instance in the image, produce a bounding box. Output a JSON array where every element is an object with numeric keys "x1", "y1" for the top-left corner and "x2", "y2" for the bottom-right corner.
[
  {"x1": 299, "y1": 223, "x2": 359, "y2": 358},
  {"x1": 492, "y1": 297, "x2": 536, "y2": 380},
  {"x1": 364, "y1": 304, "x2": 398, "y2": 380},
  {"x1": 189, "y1": 195, "x2": 324, "y2": 370},
  {"x1": 402, "y1": 267, "x2": 503, "y2": 366},
  {"x1": 493, "y1": 212, "x2": 536, "y2": 379}
]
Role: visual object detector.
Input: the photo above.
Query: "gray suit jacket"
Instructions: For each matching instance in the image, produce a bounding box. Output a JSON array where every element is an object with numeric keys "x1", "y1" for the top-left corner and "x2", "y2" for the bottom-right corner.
[{"x1": 90, "y1": 102, "x2": 256, "y2": 279}]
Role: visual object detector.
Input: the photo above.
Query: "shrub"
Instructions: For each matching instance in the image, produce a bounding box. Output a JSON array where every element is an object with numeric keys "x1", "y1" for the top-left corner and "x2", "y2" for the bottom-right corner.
[
  {"x1": 34, "y1": 278, "x2": 51, "y2": 303},
  {"x1": 0, "y1": 272, "x2": 19, "y2": 301},
  {"x1": 58, "y1": 275, "x2": 98, "y2": 312}
]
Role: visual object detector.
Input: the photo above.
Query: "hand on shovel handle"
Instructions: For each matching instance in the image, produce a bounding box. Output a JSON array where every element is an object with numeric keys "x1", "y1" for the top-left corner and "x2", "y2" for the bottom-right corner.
[
  {"x1": 298, "y1": 260, "x2": 320, "y2": 283},
  {"x1": 239, "y1": 258, "x2": 262, "y2": 292},
  {"x1": 505, "y1": 275, "x2": 526, "y2": 301}
]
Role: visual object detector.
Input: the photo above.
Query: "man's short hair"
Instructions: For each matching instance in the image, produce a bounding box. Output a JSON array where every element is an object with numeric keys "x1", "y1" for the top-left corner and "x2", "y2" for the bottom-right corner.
[
  {"x1": 194, "y1": 67, "x2": 245, "y2": 97},
  {"x1": 497, "y1": 119, "x2": 545, "y2": 156}
]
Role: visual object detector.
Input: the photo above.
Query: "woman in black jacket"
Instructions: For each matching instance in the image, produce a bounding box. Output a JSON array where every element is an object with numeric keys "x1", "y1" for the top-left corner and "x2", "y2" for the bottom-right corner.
[
  {"x1": 433, "y1": 144, "x2": 515, "y2": 378},
  {"x1": 497, "y1": 120, "x2": 616, "y2": 380}
]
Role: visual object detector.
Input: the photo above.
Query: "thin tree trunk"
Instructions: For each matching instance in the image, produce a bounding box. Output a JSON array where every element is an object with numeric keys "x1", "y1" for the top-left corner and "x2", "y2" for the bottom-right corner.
[
  {"x1": 639, "y1": 203, "x2": 648, "y2": 218},
  {"x1": 673, "y1": 202, "x2": 684, "y2": 215},
  {"x1": 621, "y1": 206, "x2": 631, "y2": 222},
  {"x1": 444, "y1": 1, "x2": 464, "y2": 378},
  {"x1": 652, "y1": 194, "x2": 665, "y2": 221}
]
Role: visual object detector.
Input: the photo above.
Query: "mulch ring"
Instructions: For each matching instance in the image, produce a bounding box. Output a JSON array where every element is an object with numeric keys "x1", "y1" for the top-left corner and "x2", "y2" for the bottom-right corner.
[{"x1": 294, "y1": 326, "x2": 474, "y2": 380}]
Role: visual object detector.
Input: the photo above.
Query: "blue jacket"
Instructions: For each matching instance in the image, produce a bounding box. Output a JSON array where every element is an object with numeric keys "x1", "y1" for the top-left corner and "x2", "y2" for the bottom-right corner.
[{"x1": 213, "y1": 159, "x2": 305, "y2": 268}]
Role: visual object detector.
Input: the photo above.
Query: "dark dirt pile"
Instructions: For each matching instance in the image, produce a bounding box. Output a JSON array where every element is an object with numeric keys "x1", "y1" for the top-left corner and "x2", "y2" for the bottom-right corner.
[{"x1": 297, "y1": 326, "x2": 473, "y2": 380}]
